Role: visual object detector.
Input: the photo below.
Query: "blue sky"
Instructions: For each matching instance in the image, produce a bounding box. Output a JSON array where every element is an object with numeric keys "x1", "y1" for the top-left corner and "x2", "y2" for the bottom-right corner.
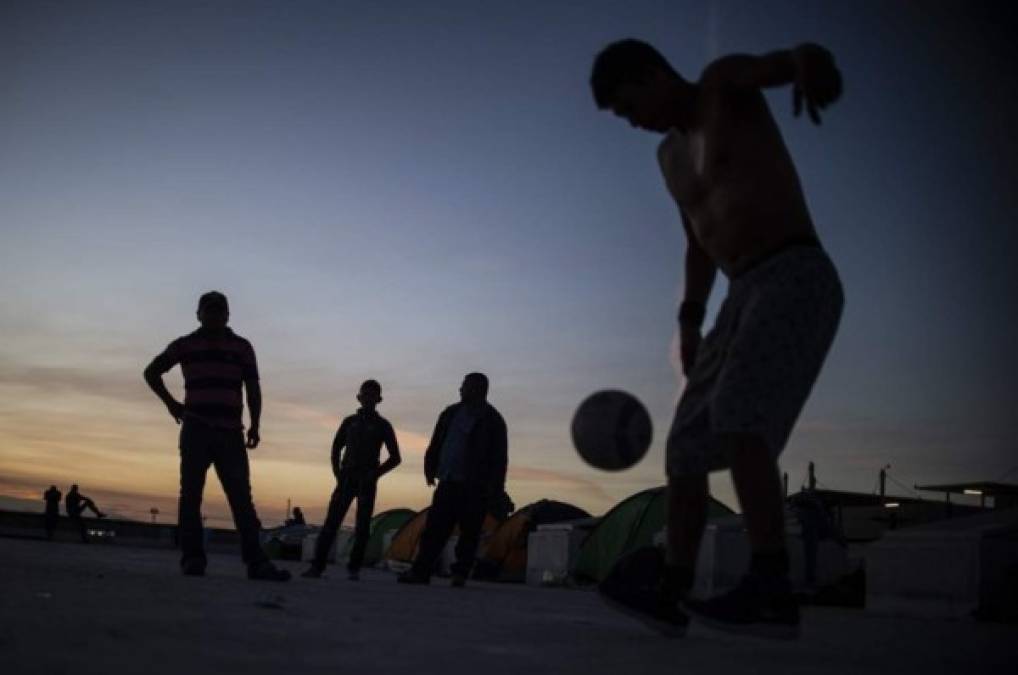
[{"x1": 1, "y1": 1, "x2": 1015, "y2": 523}]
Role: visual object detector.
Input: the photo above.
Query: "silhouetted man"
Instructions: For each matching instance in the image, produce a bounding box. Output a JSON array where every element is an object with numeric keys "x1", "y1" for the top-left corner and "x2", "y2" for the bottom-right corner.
[
  {"x1": 287, "y1": 506, "x2": 306, "y2": 527},
  {"x1": 398, "y1": 373, "x2": 507, "y2": 587},
  {"x1": 591, "y1": 41, "x2": 844, "y2": 638},
  {"x1": 43, "y1": 485, "x2": 61, "y2": 540},
  {"x1": 143, "y1": 291, "x2": 289, "y2": 581},
  {"x1": 302, "y1": 379, "x2": 401, "y2": 581},
  {"x1": 65, "y1": 484, "x2": 104, "y2": 543}
]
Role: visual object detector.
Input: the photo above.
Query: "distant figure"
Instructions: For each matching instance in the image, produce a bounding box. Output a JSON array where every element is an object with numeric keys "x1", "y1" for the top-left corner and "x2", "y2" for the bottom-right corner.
[
  {"x1": 65, "y1": 484, "x2": 105, "y2": 543},
  {"x1": 397, "y1": 373, "x2": 507, "y2": 587},
  {"x1": 143, "y1": 290, "x2": 290, "y2": 581},
  {"x1": 302, "y1": 380, "x2": 401, "y2": 581},
  {"x1": 287, "y1": 506, "x2": 306, "y2": 527},
  {"x1": 590, "y1": 40, "x2": 844, "y2": 639},
  {"x1": 43, "y1": 485, "x2": 61, "y2": 540}
]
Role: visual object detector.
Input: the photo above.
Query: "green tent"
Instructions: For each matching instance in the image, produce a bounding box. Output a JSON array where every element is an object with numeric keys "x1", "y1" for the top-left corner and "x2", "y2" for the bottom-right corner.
[
  {"x1": 339, "y1": 508, "x2": 415, "y2": 567},
  {"x1": 572, "y1": 486, "x2": 734, "y2": 583}
]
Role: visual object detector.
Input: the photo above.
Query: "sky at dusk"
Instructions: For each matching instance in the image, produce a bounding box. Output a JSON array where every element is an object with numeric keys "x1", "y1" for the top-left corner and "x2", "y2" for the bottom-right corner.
[{"x1": 2, "y1": 1, "x2": 1016, "y2": 527}]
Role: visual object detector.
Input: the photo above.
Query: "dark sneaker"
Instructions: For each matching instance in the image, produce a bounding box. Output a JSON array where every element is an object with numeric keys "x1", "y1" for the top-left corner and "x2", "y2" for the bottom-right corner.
[
  {"x1": 683, "y1": 574, "x2": 800, "y2": 640},
  {"x1": 181, "y1": 558, "x2": 206, "y2": 577},
  {"x1": 396, "y1": 570, "x2": 430, "y2": 585},
  {"x1": 301, "y1": 565, "x2": 324, "y2": 579},
  {"x1": 450, "y1": 573, "x2": 466, "y2": 588},
  {"x1": 598, "y1": 547, "x2": 688, "y2": 638},
  {"x1": 347, "y1": 570, "x2": 360, "y2": 581},
  {"x1": 248, "y1": 561, "x2": 291, "y2": 582}
]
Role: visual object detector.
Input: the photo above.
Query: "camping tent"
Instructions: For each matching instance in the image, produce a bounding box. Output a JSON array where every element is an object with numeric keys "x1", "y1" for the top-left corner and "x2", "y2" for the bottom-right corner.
[
  {"x1": 473, "y1": 499, "x2": 590, "y2": 581},
  {"x1": 383, "y1": 507, "x2": 500, "y2": 568},
  {"x1": 337, "y1": 508, "x2": 415, "y2": 567},
  {"x1": 572, "y1": 486, "x2": 734, "y2": 583}
]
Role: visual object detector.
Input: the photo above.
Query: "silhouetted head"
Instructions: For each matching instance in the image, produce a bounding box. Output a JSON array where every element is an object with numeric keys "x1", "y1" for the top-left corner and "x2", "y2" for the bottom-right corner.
[
  {"x1": 357, "y1": 379, "x2": 383, "y2": 410},
  {"x1": 50, "y1": 484, "x2": 57, "y2": 490},
  {"x1": 293, "y1": 507, "x2": 303, "y2": 517},
  {"x1": 70, "y1": 484, "x2": 79, "y2": 492},
  {"x1": 197, "y1": 291, "x2": 230, "y2": 331},
  {"x1": 459, "y1": 372, "x2": 489, "y2": 406},
  {"x1": 591, "y1": 39, "x2": 685, "y2": 132}
]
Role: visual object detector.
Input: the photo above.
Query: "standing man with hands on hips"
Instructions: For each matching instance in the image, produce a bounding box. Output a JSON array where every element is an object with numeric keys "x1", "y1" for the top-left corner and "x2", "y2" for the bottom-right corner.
[
  {"x1": 144, "y1": 290, "x2": 290, "y2": 581},
  {"x1": 302, "y1": 379, "x2": 402, "y2": 581}
]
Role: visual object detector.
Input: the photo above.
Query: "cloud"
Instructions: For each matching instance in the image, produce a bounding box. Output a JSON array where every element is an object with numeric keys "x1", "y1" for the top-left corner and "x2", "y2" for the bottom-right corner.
[
  {"x1": 0, "y1": 359, "x2": 150, "y2": 405},
  {"x1": 507, "y1": 465, "x2": 614, "y2": 503}
]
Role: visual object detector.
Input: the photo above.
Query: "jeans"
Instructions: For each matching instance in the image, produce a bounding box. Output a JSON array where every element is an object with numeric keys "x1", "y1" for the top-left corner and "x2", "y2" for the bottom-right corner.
[
  {"x1": 312, "y1": 469, "x2": 378, "y2": 571},
  {"x1": 411, "y1": 481, "x2": 486, "y2": 579},
  {"x1": 178, "y1": 420, "x2": 266, "y2": 567}
]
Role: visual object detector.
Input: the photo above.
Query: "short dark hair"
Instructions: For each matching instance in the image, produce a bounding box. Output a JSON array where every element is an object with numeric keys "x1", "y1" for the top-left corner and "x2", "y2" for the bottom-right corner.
[
  {"x1": 464, "y1": 372, "x2": 489, "y2": 394},
  {"x1": 198, "y1": 291, "x2": 229, "y2": 312},
  {"x1": 360, "y1": 379, "x2": 382, "y2": 394},
  {"x1": 590, "y1": 39, "x2": 677, "y2": 109}
]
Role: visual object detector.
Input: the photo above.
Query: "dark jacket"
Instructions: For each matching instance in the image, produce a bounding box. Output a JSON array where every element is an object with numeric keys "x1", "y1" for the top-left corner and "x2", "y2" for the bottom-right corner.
[{"x1": 424, "y1": 402, "x2": 507, "y2": 494}]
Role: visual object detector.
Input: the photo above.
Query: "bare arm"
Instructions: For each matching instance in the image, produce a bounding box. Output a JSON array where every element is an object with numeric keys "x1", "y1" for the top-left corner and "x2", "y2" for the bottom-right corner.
[
  {"x1": 702, "y1": 44, "x2": 842, "y2": 124},
  {"x1": 143, "y1": 348, "x2": 184, "y2": 423},
  {"x1": 244, "y1": 380, "x2": 261, "y2": 449},
  {"x1": 678, "y1": 210, "x2": 716, "y2": 375},
  {"x1": 331, "y1": 420, "x2": 348, "y2": 480},
  {"x1": 377, "y1": 422, "x2": 402, "y2": 478},
  {"x1": 681, "y1": 209, "x2": 717, "y2": 307}
]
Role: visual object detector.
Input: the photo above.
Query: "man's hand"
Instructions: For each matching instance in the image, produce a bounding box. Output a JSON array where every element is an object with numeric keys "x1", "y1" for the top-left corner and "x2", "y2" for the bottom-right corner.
[
  {"x1": 246, "y1": 427, "x2": 260, "y2": 449},
  {"x1": 680, "y1": 327, "x2": 702, "y2": 376},
  {"x1": 792, "y1": 43, "x2": 842, "y2": 124},
  {"x1": 165, "y1": 400, "x2": 185, "y2": 424}
]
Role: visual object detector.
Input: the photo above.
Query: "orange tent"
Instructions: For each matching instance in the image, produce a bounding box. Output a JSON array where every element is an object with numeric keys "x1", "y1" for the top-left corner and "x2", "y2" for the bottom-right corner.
[
  {"x1": 383, "y1": 507, "x2": 500, "y2": 568},
  {"x1": 473, "y1": 500, "x2": 590, "y2": 581}
]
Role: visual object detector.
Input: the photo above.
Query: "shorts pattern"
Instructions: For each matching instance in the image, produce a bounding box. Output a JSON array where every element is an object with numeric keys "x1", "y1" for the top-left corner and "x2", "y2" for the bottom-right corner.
[{"x1": 666, "y1": 245, "x2": 844, "y2": 476}]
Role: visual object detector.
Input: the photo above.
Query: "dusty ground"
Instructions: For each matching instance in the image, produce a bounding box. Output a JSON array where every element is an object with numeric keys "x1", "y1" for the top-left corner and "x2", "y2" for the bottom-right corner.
[{"x1": 0, "y1": 537, "x2": 1011, "y2": 674}]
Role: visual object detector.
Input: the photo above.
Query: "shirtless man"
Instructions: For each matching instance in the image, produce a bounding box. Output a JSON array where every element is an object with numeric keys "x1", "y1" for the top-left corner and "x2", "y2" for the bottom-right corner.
[{"x1": 591, "y1": 40, "x2": 844, "y2": 638}]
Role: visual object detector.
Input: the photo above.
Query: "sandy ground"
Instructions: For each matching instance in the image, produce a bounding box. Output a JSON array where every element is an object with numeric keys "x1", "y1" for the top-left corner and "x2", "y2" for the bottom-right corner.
[{"x1": 0, "y1": 537, "x2": 1012, "y2": 674}]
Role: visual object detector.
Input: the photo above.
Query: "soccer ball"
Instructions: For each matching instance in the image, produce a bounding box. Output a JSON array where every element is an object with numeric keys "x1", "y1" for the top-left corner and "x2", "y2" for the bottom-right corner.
[{"x1": 571, "y1": 390, "x2": 652, "y2": 471}]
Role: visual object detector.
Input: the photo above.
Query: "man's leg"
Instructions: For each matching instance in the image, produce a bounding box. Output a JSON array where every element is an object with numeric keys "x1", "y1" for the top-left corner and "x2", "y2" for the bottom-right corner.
[
  {"x1": 450, "y1": 487, "x2": 486, "y2": 583},
  {"x1": 725, "y1": 433, "x2": 788, "y2": 574},
  {"x1": 82, "y1": 499, "x2": 103, "y2": 518},
  {"x1": 212, "y1": 429, "x2": 267, "y2": 566},
  {"x1": 308, "y1": 478, "x2": 356, "y2": 572},
  {"x1": 683, "y1": 433, "x2": 798, "y2": 638},
  {"x1": 178, "y1": 424, "x2": 212, "y2": 570},
  {"x1": 347, "y1": 476, "x2": 377, "y2": 575},
  {"x1": 666, "y1": 473, "x2": 709, "y2": 599},
  {"x1": 407, "y1": 482, "x2": 458, "y2": 580}
]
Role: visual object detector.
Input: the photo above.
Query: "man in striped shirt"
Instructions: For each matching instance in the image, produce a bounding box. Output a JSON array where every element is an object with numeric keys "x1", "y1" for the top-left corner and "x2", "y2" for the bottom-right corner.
[{"x1": 144, "y1": 291, "x2": 289, "y2": 581}]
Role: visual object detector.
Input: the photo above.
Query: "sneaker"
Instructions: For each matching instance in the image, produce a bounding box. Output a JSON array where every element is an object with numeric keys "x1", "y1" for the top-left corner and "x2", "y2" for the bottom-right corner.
[
  {"x1": 396, "y1": 570, "x2": 430, "y2": 585},
  {"x1": 450, "y1": 573, "x2": 466, "y2": 588},
  {"x1": 181, "y1": 558, "x2": 206, "y2": 577},
  {"x1": 247, "y1": 561, "x2": 291, "y2": 582},
  {"x1": 347, "y1": 570, "x2": 360, "y2": 581},
  {"x1": 301, "y1": 565, "x2": 324, "y2": 579},
  {"x1": 598, "y1": 547, "x2": 688, "y2": 638},
  {"x1": 683, "y1": 574, "x2": 800, "y2": 640}
]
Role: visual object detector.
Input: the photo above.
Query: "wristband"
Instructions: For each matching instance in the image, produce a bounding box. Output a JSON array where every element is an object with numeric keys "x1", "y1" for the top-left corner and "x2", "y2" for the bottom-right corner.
[{"x1": 678, "y1": 301, "x2": 706, "y2": 329}]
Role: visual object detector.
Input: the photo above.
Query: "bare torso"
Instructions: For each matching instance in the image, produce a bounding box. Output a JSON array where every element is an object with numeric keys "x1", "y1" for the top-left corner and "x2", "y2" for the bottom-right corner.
[{"x1": 658, "y1": 84, "x2": 817, "y2": 276}]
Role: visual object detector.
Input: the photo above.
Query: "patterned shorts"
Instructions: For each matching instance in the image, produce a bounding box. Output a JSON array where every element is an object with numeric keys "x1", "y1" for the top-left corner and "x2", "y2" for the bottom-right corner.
[{"x1": 666, "y1": 244, "x2": 844, "y2": 476}]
